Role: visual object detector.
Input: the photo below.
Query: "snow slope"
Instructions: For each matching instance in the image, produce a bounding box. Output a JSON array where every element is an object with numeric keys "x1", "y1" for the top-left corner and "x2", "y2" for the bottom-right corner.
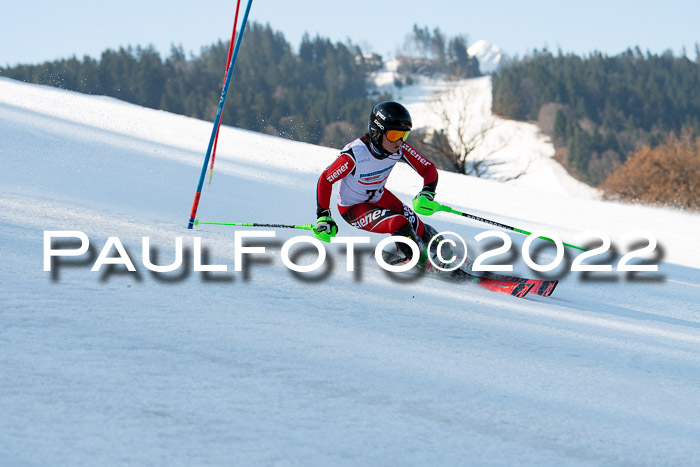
[{"x1": 2, "y1": 77, "x2": 700, "y2": 466}]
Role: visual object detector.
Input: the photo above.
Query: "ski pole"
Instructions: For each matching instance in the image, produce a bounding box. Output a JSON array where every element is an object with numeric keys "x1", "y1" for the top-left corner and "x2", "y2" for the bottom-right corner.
[
  {"x1": 194, "y1": 219, "x2": 314, "y2": 231},
  {"x1": 435, "y1": 202, "x2": 587, "y2": 251}
]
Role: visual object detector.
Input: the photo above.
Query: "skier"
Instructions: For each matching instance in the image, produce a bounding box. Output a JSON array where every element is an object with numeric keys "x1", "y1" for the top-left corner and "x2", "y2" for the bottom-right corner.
[{"x1": 313, "y1": 101, "x2": 442, "y2": 263}]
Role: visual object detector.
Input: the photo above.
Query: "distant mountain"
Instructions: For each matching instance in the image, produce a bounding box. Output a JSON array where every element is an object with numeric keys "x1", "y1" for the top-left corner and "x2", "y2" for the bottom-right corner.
[{"x1": 468, "y1": 40, "x2": 504, "y2": 74}]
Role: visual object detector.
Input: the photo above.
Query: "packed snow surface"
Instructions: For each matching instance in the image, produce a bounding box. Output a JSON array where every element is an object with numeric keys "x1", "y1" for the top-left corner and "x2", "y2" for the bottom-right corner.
[{"x1": 2, "y1": 77, "x2": 700, "y2": 465}]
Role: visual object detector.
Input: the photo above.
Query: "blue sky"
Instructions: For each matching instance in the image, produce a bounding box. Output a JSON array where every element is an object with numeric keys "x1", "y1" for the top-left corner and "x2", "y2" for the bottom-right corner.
[{"x1": 2, "y1": 0, "x2": 699, "y2": 67}]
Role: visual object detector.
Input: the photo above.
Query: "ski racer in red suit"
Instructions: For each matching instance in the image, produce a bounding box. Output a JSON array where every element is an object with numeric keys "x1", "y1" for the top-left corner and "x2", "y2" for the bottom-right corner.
[{"x1": 313, "y1": 101, "x2": 442, "y2": 261}]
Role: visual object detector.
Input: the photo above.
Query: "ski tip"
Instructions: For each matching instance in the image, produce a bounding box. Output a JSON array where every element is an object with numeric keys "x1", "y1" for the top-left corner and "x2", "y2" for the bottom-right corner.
[
  {"x1": 533, "y1": 280, "x2": 558, "y2": 297},
  {"x1": 512, "y1": 281, "x2": 534, "y2": 298}
]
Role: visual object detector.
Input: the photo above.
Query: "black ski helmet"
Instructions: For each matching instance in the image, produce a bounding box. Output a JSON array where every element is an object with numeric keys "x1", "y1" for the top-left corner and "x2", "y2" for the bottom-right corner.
[{"x1": 368, "y1": 101, "x2": 412, "y2": 158}]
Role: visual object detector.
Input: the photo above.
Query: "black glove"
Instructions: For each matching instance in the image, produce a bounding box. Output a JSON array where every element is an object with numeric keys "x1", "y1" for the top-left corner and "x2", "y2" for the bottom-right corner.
[{"x1": 415, "y1": 188, "x2": 435, "y2": 201}]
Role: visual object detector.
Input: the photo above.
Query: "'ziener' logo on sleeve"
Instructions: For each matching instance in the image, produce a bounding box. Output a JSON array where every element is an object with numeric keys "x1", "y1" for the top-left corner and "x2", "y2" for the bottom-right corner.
[{"x1": 327, "y1": 161, "x2": 350, "y2": 182}]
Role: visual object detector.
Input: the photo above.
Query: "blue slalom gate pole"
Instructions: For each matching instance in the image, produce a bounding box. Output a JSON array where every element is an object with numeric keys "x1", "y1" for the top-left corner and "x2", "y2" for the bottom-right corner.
[{"x1": 187, "y1": 0, "x2": 254, "y2": 229}]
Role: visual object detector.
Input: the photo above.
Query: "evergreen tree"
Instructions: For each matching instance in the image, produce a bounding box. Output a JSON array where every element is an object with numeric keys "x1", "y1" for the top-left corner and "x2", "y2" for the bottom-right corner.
[
  {"x1": 135, "y1": 45, "x2": 166, "y2": 108},
  {"x1": 492, "y1": 49, "x2": 700, "y2": 184},
  {"x1": 553, "y1": 109, "x2": 567, "y2": 145}
]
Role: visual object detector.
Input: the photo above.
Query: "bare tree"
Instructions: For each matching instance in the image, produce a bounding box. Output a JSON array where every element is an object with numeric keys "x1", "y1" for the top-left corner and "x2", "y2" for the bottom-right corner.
[{"x1": 413, "y1": 80, "x2": 530, "y2": 181}]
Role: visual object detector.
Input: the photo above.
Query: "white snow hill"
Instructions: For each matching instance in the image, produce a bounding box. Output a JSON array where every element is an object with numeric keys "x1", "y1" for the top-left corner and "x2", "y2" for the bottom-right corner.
[{"x1": 2, "y1": 77, "x2": 700, "y2": 465}]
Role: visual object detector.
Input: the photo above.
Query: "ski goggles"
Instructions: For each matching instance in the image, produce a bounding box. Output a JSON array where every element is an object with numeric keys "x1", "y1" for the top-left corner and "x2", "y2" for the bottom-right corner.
[{"x1": 385, "y1": 129, "x2": 410, "y2": 142}]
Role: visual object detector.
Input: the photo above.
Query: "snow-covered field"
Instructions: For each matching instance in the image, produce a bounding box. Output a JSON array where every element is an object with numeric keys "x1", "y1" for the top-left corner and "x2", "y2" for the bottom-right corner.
[{"x1": 2, "y1": 76, "x2": 700, "y2": 465}]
